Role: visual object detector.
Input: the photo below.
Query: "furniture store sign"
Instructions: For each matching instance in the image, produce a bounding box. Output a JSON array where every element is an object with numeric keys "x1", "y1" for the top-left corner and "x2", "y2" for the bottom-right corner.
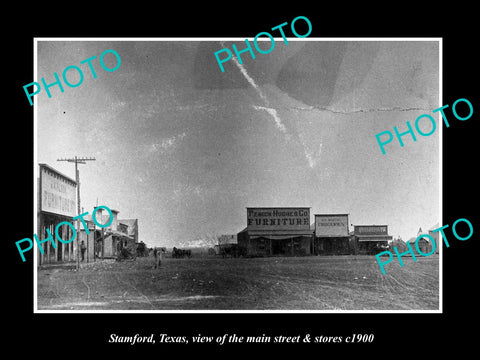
[
  {"x1": 40, "y1": 165, "x2": 77, "y2": 217},
  {"x1": 246, "y1": 207, "x2": 310, "y2": 231}
]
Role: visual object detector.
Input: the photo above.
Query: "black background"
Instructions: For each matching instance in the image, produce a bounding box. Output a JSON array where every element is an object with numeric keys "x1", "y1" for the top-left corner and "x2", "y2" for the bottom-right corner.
[{"x1": 6, "y1": 5, "x2": 478, "y2": 356}]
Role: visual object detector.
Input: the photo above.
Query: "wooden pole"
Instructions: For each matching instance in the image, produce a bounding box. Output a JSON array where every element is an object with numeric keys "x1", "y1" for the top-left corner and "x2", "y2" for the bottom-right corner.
[
  {"x1": 56, "y1": 156, "x2": 96, "y2": 269},
  {"x1": 75, "y1": 158, "x2": 80, "y2": 270}
]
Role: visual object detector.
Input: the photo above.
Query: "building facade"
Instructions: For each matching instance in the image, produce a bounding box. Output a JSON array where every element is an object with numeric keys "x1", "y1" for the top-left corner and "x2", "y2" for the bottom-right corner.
[
  {"x1": 314, "y1": 214, "x2": 351, "y2": 255},
  {"x1": 407, "y1": 227, "x2": 435, "y2": 255},
  {"x1": 37, "y1": 164, "x2": 140, "y2": 264},
  {"x1": 119, "y1": 219, "x2": 139, "y2": 243},
  {"x1": 37, "y1": 164, "x2": 77, "y2": 265},
  {"x1": 428, "y1": 223, "x2": 440, "y2": 254},
  {"x1": 352, "y1": 225, "x2": 392, "y2": 255},
  {"x1": 237, "y1": 207, "x2": 313, "y2": 256},
  {"x1": 92, "y1": 208, "x2": 136, "y2": 259}
]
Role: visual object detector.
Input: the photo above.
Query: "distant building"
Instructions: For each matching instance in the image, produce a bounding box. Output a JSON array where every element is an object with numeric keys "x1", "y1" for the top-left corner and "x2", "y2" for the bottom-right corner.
[
  {"x1": 406, "y1": 226, "x2": 435, "y2": 255},
  {"x1": 117, "y1": 222, "x2": 128, "y2": 234},
  {"x1": 215, "y1": 234, "x2": 238, "y2": 255},
  {"x1": 118, "y1": 219, "x2": 139, "y2": 243},
  {"x1": 218, "y1": 234, "x2": 237, "y2": 245},
  {"x1": 428, "y1": 223, "x2": 440, "y2": 254},
  {"x1": 389, "y1": 237, "x2": 408, "y2": 253},
  {"x1": 237, "y1": 207, "x2": 313, "y2": 256},
  {"x1": 352, "y1": 225, "x2": 392, "y2": 255}
]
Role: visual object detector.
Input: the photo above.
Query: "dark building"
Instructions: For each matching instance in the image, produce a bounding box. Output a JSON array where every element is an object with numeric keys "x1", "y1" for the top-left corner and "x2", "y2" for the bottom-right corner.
[
  {"x1": 314, "y1": 214, "x2": 351, "y2": 255},
  {"x1": 237, "y1": 207, "x2": 313, "y2": 256},
  {"x1": 352, "y1": 225, "x2": 392, "y2": 255}
]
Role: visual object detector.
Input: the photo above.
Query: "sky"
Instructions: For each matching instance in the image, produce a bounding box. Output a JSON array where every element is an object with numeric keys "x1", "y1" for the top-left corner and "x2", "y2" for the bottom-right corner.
[{"x1": 36, "y1": 39, "x2": 440, "y2": 248}]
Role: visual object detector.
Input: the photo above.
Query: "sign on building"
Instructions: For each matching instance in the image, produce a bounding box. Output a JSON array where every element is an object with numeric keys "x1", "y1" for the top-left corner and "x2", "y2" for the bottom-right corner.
[
  {"x1": 315, "y1": 214, "x2": 349, "y2": 237},
  {"x1": 246, "y1": 207, "x2": 310, "y2": 231},
  {"x1": 354, "y1": 225, "x2": 388, "y2": 235},
  {"x1": 40, "y1": 164, "x2": 77, "y2": 217}
]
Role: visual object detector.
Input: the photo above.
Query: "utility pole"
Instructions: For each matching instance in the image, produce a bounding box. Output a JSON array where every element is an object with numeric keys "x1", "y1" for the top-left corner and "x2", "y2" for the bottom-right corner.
[{"x1": 57, "y1": 156, "x2": 96, "y2": 270}]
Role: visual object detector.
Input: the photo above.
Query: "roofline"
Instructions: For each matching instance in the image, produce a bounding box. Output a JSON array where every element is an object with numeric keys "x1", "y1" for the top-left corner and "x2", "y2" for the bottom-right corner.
[
  {"x1": 94, "y1": 206, "x2": 119, "y2": 213},
  {"x1": 38, "y1": 210, "x2": 75, "y2": 219},
  {"x1": 314, "y1": 213, "x2": 349, "y2": 217},
  {"x1": 407, "y1": 237, "x2": 432, "y2": 243},
  {"x1": 246, "y1": 207, "x2": 311, "y2": 209},
  {"x1": 242, "y1": 230, "x2": 314, "y2": 234},
  {"x1": 39, "y1": 163, "x2": 77, "y2": 185},
  {"x1": 356, "y1": 234, "x2": 392, "y2": 238}
]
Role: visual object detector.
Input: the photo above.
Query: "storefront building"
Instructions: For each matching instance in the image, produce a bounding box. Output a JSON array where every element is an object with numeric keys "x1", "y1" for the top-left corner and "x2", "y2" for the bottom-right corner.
[
  {"x1": 37, "y1": 164, "x2": 77, "y2": 265},
  {"x1": 314, "y1": 214, "x2": 351, "y2": 255},
  {"x1": 237, "y1": 207, "x2": 313, "y2": 256},
  {"x1": 87, "y1": 207, "x2": 135, "y2": 259},
  {"x1": 352, "y1": 225, "x2": 392, "y2": 255}
]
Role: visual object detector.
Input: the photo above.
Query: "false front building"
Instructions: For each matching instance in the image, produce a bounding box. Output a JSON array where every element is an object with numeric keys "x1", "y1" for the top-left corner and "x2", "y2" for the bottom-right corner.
[
  {"x1": 352, "y1": 225, "x2": 392, "y2": 254},
  {"x1": 37, "y1": 163, "x2": 78, "y2": 265},
  {"x1": 237, "y1": 207, "x2": 313, "y2": 256},
  {"x1": 314, "y1": 214, "x2": 351, "y2": 255}
]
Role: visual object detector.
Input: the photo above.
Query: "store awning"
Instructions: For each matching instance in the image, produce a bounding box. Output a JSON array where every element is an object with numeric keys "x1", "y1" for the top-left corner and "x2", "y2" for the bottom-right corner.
[
  {"x1": 356, "y1": 235, "x2": 392, "y2": 242},
  {"x1": 250, "y1": 235, "x2": 311, "y2": 240},
  {"x1": 106, "y1": 230, "x2": 134, "y2": 240}
]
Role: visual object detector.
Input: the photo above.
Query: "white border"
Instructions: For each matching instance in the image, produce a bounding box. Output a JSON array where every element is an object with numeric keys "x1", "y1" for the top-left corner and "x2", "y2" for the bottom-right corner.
[{"x1": 33, "y1": 37, "x2": 443, "y2": 314}]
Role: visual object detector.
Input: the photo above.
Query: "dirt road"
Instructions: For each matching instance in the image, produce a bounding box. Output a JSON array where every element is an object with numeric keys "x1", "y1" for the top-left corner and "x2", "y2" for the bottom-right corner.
[{"x1": 36, "y1": 255, "x2": 439, "y2": 311}]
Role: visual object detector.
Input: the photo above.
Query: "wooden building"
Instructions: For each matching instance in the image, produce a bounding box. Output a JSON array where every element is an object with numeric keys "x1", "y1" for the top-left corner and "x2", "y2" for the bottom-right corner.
[
  {"x1": 428, "y1": 223, "x2": 440, "y2": 254},
  {"x1": 37, "y1": 164, "x2": 77, "y2": 265},
  {"x1": 119, "y1": 219, "x2": 139, "y2": 243},
  {"x1": 407, "y1": 227, "x2": 435, "y2": 255},
  {"x1": 352, "y1": 225, "x2": 392, "y2": 255},
  {"x1": 314, "y1": 214, "x2": 351, "y2": 255},
  {"x1": 102, "y1": 230, "x2": 135, "y2": 258},
  {"x1": 237, "y1": 207, "x2": 313, "y2": 256},
  {"x1": 90, "y1": 208, "x2": 136, "y2": 259},
  {"x1": 215, "y1": 234, "x2": 238, "y2": 255}
]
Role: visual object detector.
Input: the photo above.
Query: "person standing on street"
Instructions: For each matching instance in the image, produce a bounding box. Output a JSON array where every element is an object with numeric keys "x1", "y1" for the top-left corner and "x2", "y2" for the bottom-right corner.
[{"x1": 81, "y1": 241, "x2": 86, "y2": 262}]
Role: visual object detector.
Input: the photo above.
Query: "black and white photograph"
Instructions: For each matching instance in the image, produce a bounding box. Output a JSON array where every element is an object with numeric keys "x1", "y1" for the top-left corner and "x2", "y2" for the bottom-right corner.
[
  {"x1": 6, "y1": 8, "x2": 478, "y2": 356},
  {"x1": 34, "y1": 39, "x2": 440, "y2": 312}
]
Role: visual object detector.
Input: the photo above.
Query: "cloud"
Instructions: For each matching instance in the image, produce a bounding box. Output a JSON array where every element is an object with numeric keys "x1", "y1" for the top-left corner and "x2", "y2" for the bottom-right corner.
[
  {"x1": 147, "y1": 132, "x2": 186, "y2": 153},
  {"x1": 219, "y1": 41, "x2": 322, "y2": 170},
  {"x1": 304, "y1": 143, "x2": 322, "y2": 168},
  {"x1": 173, "y1": 183, "x2": 203, "y2": 198},
  {"x1": 252, "y1": 105, "x2": 287, "y2": 133},
  {"x1": 221, "y1": 41, "x2": 288, "y2": 133}
]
